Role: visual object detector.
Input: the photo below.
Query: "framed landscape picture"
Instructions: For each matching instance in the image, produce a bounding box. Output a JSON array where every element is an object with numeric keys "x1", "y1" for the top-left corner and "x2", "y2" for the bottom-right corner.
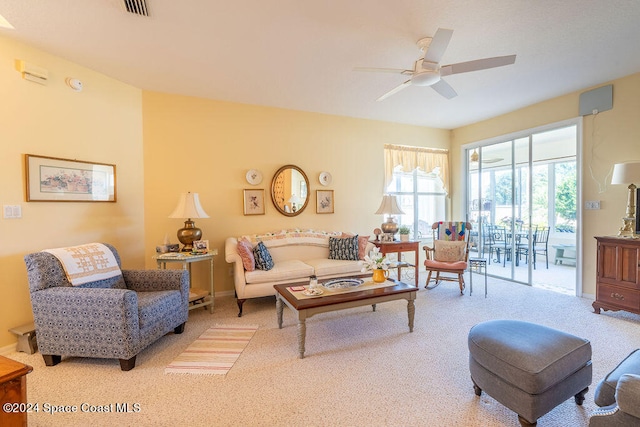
[
  {"x1": 243, "y1": 189, "x2": 265, "y2": 215},
  {"x1": 25, "y1": 154, "x2": 116, "y2": 202},
  {"x1": 316, "y1": 190, "x2": 334, "y2": 214}
]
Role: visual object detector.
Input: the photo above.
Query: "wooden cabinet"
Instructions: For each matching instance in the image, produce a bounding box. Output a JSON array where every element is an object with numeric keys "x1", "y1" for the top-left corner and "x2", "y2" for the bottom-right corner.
[
  {"x1": 0, "y1": 356, "x2": 32, "y2": 427},
  {"x1": 593, "y1": 236, "x2": 640, "y2": 314}
]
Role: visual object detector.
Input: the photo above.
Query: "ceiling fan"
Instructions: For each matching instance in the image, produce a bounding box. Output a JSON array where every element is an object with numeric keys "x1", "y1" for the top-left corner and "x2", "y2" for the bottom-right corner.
[{"x1": 355, "y1": 28, "x2": 516, "y2": 101}]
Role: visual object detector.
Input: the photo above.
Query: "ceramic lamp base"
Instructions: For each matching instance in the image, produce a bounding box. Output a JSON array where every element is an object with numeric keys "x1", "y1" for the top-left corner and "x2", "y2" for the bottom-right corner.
[{"x1": 618, "y1": 217, "x2": 636, "y2": 237}]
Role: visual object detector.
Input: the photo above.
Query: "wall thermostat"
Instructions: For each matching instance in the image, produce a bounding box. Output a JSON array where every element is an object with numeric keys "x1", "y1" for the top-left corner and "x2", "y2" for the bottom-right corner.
[{"x1": 65, "y1": 77, "x2": 83, "y2": 91}]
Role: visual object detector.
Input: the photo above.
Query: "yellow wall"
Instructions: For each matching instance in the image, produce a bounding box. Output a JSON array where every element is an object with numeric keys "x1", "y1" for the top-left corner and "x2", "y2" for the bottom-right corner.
[
  {"x1": 0, "y1": 36, "x2": 144, "y2": 348},
  {"x1": 451, "y1": 72, "x2": 640, "y2": 296},
  {"x1": 4, "y1": 30, "x2": 638, "y2": 348},
  {"x1": 141, "y1": 92, "x2": 450, "y2": 292}
]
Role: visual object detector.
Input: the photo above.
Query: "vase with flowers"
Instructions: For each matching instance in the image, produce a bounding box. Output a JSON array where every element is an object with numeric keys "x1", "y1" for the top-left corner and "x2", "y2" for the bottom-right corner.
[{"x1": 359, "y1": 247, "x2": 391, "y2": 283}]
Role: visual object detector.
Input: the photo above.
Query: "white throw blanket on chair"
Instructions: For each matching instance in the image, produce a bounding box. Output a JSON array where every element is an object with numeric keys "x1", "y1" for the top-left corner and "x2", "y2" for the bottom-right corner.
[{"x1": 44, "y1": 243, "x2": 121, "y2": 286}]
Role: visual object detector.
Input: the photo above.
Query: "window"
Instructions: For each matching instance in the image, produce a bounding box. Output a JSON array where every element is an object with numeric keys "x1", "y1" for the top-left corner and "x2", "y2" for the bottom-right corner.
[{"x1": 386, "y1": 166, "x2": 446, "y2": 240}]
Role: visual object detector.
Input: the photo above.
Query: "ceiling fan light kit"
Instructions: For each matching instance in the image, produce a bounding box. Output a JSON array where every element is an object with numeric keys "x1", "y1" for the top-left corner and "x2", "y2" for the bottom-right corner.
[
  {"x1": 410, "y1": 67, "x2": 440, "y2": 86},
  {"x1": 357, "y1": 27, "x2": 516, "y2": 101}
]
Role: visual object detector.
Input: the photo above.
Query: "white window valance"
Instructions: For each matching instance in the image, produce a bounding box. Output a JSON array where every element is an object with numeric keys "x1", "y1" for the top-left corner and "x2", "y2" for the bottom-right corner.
[{"x1": 384, "y1": 144, "x2": 449, "y2": 194}]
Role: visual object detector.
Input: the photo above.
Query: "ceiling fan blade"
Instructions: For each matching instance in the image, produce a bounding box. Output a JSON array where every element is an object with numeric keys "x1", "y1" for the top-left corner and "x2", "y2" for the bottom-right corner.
[
  {"x1": 440, "y1": 55, "x2": 516, "y2": 76},
  {"x1": 353, "y1": 67, "x2": 413, "y2": 75},
  {"x1": 430, "y1": 79, "x2": 457, "y2": 99},
  {"x1": 423, "y1": 28, "x2": 453, "y2": 64},
  {"x1": 377, "y1": 80, "x2": 412, "y2": 101}
]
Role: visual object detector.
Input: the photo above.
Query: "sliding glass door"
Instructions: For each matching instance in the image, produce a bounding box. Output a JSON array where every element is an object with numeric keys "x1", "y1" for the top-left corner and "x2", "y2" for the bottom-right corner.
[{"x1": 466, "y1": 124, "x2": 578, "y2": 293}]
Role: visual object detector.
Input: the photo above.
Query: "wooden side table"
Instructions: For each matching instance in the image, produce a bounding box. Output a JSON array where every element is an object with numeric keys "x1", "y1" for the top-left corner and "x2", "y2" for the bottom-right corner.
[
  {"x1": 0, "y1": 356, "x2": 32, "y2": 427},
  {"x1": 371, "y1": 240, "x2": 419, "y2": 286},
  {"x1": 154, "y1": 250, "x2": 217, "y2": 313}
]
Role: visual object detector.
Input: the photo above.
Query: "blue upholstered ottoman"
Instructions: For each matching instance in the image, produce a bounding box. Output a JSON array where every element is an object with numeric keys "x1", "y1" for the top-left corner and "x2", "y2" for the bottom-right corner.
[{"x1": 468, "y1": 320, "x2": 592, "y2": 426}]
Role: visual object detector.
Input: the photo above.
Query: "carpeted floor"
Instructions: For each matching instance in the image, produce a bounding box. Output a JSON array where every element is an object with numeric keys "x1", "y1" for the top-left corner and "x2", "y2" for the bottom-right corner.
[{"x1": 7, "y1": 274, "x2": 640, "y2": 427}]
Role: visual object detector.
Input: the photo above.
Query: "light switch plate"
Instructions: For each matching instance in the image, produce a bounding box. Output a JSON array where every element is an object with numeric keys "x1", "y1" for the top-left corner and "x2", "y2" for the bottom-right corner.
[
  {"x1": 585, "y1": 200, "x2": 601, "y2": 210},
  {"x1": 3, "y1": 204, "x2": 22, "y2": 218}
]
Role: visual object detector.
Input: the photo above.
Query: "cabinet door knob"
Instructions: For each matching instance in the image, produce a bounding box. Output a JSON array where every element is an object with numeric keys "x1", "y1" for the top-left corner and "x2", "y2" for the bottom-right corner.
[{"x1": 611, "y1": 292, "x2": 625, "y2": 300}]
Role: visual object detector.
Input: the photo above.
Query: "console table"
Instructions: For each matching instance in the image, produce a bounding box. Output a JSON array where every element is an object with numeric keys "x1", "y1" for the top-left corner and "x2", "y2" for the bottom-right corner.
[
  {"x1": 154, "y1": 250, "x2": 217, "y2": 313},
  {"x1": 593, "y1": 236, "x2": 640, "y2": 315},
  {"x1": 0, "y1": 356, "x2": 32, "y2": 427},
  {"x1": 371, "y1": 240, "x2": 419, "y2": 286}
]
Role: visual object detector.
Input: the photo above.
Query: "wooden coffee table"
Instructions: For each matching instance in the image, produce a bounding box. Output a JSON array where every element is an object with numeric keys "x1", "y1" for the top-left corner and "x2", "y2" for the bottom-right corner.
[{"x1": 274, "y1": 278, "x2": 418, "y2": 358}]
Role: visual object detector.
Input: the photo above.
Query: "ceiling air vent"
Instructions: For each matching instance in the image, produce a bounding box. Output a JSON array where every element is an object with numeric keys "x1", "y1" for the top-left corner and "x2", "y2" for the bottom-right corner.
[{"x1": 122, "y1": 0, "x2": 149, "y2": 16}]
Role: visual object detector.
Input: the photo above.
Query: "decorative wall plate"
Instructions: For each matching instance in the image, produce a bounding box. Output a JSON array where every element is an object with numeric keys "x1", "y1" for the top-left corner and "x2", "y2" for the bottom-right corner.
[
  {"x1": 319, "y1": 171, "x2": 332, "y2": 186},
  {"x1": 245, "y1": 169, "x2": 263, "y2": 185}
]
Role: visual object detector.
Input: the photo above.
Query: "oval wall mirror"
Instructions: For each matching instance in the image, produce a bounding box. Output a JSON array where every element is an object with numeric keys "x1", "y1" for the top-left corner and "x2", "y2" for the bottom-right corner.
[{"x1": 270, "y1": 165, "x2": 309, "y2": 217}]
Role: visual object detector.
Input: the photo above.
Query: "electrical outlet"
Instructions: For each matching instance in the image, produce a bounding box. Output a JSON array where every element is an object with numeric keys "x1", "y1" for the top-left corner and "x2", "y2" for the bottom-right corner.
[{"x1": 585, "y1": 200, "x2": 601, "y2": 210}]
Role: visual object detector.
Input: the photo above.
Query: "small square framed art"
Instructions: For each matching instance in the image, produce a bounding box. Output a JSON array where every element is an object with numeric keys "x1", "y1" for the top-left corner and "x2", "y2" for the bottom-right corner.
[
  {"x1": 316, "y1": 190, "x2": 334, "y2": 214},
  {"x1": 243, "y1": 189, "x2": 265, "y2": 215}
]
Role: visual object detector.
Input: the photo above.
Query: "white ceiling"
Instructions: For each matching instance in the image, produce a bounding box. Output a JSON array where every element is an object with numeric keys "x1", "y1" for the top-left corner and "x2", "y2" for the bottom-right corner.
[{"x1": 1, "y1": 1, "x2": 640, "y2": 129}]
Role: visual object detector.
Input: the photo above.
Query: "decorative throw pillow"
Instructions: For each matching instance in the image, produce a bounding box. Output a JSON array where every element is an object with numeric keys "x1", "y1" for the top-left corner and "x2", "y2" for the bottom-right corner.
[
  {"x1": 357, "y1": 235, "x2": 370, "y2": 260},
  {"x1": 253, "y1": 241, "x2": 274, "y2": 270},
  {"x1": 236, "y1": 238, "x2": 256, "y2": 271},
  {"x1": 434, "y1": 240, "x2": 467, "y2": 262},
  {"x1": 329, "y1": 235, "x2": 359, "y2": 261},
  {"x1": 341, "y1": 233, "x2": 370, "y2": 260}
]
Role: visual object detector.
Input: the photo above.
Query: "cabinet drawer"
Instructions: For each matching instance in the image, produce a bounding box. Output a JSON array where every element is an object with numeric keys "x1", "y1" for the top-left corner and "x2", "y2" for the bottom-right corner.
[{"x1": 598, "y1": 283, "x2": 640, "y2": 311}]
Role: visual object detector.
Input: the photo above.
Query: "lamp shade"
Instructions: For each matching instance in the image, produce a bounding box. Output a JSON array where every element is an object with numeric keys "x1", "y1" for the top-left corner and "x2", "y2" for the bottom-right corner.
[
  {"x1": 375, "y1": 195, "x2": 405, "y2": 215},
  {"x1": 611, "y1": 162, "x2": 640, "y2": 185},
  {"x1": 169, "y1": 192, "x2": 209, "y2": 219}
]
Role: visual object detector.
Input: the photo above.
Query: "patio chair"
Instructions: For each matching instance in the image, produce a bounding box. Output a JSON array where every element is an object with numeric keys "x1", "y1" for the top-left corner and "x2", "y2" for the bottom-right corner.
[
  {"x1": 480, "y1": 223, "x2": 496, "y2": 263},
  {"x1": 423, "y1": 221, "x2": 472, "y2": 294},
  {"x1": 532, "y1": 226, "x2": 550, "y2": 269},
  {"x1": 515, "y1": 225, "x2": 537, "y2": 265},
  {"x1": 484, "y1": 224, "x2": 511, "y2": 267}
]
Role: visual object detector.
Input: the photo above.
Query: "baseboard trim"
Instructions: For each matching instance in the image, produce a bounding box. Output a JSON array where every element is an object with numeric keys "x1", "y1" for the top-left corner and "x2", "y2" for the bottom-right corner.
[
  {"x1": 216, "y1": 290, "x2": 235, "y2": 297},
  {"x1": 0, "y1": 342, "x2": 17, "y2": 356}
]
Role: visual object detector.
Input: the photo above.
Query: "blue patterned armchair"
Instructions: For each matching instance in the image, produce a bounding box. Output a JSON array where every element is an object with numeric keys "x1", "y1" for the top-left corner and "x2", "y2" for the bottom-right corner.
[{"x1": 24, "y1": 243, "x2": 189, "y2": 371}]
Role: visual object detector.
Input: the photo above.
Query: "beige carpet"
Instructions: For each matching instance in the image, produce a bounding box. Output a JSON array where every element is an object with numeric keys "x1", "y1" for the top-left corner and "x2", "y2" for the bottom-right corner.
[
  {"x1": 7, "y1": 272, "x2": 640, "y2": 427},
  {"x1": 165, "y1": 324, "x2": 258, "y2": 375}
]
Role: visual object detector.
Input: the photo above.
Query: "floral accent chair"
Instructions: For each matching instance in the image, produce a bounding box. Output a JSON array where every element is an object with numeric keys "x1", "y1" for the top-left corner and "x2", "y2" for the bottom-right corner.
[
  {"x1": 24, "y1": 243, "x2": 189, "y2": 371},
  {"x1": 423, "y1": 221, "x2": 472, "y2": 294}
]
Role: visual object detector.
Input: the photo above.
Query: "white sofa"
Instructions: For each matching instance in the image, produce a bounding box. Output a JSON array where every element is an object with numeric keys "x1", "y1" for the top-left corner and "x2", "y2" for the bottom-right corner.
[{"x1": 225, "y1": 229, "x2": 375, "y2": 316}]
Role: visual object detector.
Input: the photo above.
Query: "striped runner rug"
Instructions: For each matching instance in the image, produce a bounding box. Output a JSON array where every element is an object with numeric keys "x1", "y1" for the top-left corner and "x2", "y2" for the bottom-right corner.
[{"x1": 165, "y1": 324, "x2": 258, "y2": 375}]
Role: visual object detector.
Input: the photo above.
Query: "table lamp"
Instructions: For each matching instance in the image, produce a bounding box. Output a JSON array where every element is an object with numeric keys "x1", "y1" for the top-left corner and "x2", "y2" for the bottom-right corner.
[
  {"x1": 611, "y1": 162, "x2": 640, "y2": 237},
  {"x1": 375, "y1": 195, "x2": 405, "y2": 238},
  {"x1": 288, "y1": 194, "x2": 301, "y2": 212},
  {"x1": 169, "y1": 192, "x2": 209, "y2": 251}
]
